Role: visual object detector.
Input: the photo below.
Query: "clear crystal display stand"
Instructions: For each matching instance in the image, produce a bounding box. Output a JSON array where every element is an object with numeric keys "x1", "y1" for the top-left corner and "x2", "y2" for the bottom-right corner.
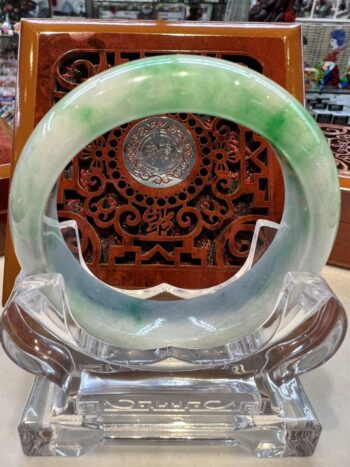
[{"x1": 0, "y1": 221, "x2": 347, "y2": 457}]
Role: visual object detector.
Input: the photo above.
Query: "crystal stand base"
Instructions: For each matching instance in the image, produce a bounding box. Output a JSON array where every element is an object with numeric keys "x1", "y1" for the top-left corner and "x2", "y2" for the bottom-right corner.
[{"x1": 19, "y1": 372, "x2": 321, "y2": 457}]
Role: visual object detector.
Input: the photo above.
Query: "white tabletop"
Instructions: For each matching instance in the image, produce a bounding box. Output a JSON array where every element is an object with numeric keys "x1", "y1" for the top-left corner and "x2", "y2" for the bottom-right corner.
[{"x1": 0, "y1": 258, "x2": 349, "y2": 467}]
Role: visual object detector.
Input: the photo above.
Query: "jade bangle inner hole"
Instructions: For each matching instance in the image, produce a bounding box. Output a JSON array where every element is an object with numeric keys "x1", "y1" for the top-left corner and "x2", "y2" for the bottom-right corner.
[{"x1": 52, "y1": 114, "x2": 284, "y2": 298}]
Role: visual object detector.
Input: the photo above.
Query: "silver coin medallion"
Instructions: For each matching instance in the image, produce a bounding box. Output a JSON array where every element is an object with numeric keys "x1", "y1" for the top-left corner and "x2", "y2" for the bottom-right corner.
[{"x1": 123, "y1": 117, "x2": 196, "y2": 188}]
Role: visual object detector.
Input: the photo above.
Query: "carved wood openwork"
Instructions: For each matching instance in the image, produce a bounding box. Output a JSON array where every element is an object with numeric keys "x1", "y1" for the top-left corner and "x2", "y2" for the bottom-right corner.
[
  {"x1": 319, "y1": 124, "x2": 350, "y2": 179},
  {"x1": 53, "y1": 49, "x2": 284, "y2": 289}
]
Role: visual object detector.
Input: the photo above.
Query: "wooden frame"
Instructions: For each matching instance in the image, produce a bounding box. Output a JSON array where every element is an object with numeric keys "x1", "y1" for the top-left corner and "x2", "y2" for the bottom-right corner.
[{"x1": 2, "y1": 19, "x2": 304, "y2": 304}]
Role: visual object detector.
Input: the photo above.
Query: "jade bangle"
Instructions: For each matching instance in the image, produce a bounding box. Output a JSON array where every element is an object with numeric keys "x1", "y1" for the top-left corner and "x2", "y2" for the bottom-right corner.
[{"x1": 9, "y1": 55, "x2": 340, "y2": 350}]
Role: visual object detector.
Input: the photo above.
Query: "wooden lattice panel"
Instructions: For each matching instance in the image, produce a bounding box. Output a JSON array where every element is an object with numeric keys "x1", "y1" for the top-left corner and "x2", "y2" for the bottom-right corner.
[
  {"x1": 52, "y1": 49, "x2": 283, "y2": 289},
  {"x1": 3, "y1": 21, "x2": 304, "y2": 301}
]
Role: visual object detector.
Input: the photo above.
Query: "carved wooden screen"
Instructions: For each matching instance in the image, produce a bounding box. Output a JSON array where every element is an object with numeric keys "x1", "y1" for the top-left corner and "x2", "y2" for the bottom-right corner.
[
  {"x1": 3, "y1": 21, "x2": 304, "y2": 301},
  {"x1": 54, "y1": 51, "x2": 283, "y2": 289},
  {"x1": 319, "y1": 125, "x2": 350, "y2": 179}
]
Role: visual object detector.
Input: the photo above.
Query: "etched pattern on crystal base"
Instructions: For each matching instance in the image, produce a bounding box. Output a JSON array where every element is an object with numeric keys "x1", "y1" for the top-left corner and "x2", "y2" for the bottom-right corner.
[{"x1": 19, "y1": 372, "x2": 322, "y2": 457}]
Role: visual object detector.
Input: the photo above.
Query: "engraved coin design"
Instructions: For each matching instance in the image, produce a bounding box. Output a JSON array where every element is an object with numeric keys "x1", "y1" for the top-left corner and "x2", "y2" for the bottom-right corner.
[{"x1": 123, "y1": 116, "x2": 196, "y2": 188}]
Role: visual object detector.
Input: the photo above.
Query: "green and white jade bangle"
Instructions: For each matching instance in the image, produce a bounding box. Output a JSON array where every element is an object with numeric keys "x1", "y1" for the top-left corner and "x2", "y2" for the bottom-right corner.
[{"x1": 9, "y1": 55, "x2": 340, "y2": 350}]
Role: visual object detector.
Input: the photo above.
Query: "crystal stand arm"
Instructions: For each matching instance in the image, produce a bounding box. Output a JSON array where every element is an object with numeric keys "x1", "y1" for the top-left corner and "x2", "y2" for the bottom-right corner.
[
  {"x1": 0, "y1": 303, "x2": 75, "y2": 388},
  {"x1": 1, "y1": 272, "x2": 346, "y2": 389},
  {"x1": 264, "y1": 296, "x2": 347, "y2": 384}
]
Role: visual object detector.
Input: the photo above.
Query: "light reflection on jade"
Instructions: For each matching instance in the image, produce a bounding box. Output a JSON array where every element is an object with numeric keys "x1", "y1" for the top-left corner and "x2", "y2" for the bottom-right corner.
[{"x1": 9, "y1": 55, "x2": 340, "y2": 350}]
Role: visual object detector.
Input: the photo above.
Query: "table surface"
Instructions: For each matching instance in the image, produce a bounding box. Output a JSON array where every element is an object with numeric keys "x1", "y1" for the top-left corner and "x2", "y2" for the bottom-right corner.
[{"x1": 0, "y1": 257, "x2": 349, "y2": 467}]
